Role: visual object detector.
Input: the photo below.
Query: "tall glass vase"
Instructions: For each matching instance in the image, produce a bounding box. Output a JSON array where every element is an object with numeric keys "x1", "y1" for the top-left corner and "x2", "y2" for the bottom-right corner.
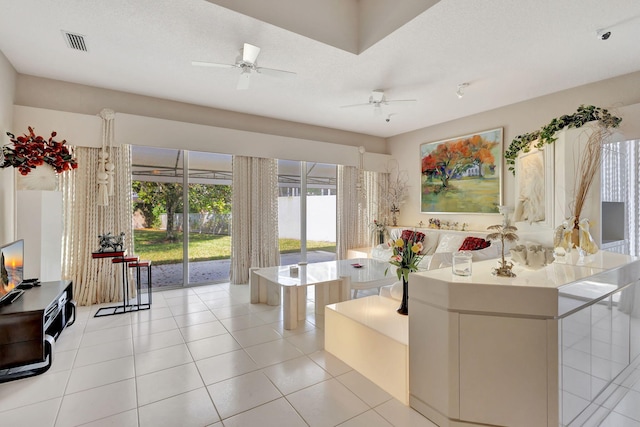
[{"x1": 397, "y1": 276, "x2": 408, "y2": 315}]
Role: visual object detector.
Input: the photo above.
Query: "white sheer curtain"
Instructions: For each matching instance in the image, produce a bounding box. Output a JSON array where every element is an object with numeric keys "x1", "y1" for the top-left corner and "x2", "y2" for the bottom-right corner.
[
  {"x1": 60, "y1": 145, "x2": 133, "y2": 305},
  {"x1": 230, "y1": 156, "x2": 280, "y2": 284},
  {"x1": 365, "y1": 170, "x2": 389, "y2": 243},
  {"x1": 336, "y1": 166, "x2": 388, "y2": 259},
  {"x1": 601, "y1": 140, "x2": 639, "y2": 255}
]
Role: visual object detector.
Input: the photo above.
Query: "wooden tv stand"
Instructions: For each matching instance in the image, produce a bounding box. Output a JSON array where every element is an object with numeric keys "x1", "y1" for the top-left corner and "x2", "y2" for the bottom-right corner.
[{"x1": 0, "y1": 280, "x2": 75, "y2": 382}]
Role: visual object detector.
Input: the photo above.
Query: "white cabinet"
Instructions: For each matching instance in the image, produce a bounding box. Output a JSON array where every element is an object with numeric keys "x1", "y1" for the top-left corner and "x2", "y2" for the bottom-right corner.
[
  {"x1": 409, "y1": 253, "x2": 640, "y2": 427},
  {"x1": 16, "y1": 190, "x2": 63, "y2": 281}
]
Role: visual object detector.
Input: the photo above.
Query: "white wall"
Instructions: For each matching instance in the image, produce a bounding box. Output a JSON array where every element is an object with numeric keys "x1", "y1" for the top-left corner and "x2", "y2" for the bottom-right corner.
[
  {"x1": 15, "y1": 75, "x2": 388, "y2": 155},
  {"x1": 0, "y1": 50, "x2": 16, "y2": 245},
  {"x1": 13, "y1": 107, "x2": 393, "y2": 171},
  {"x1": 9, "y1": 69, "x2": 640, "y2": 239},
  {"x1": 388, "y1": 71, "x2": 640, "y2": 232}
]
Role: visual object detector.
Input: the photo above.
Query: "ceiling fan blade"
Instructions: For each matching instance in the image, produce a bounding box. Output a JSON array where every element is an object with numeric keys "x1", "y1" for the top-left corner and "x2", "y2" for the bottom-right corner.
[
  {"x1": 236, "y1": 72, "x2": 251, "y2": 90},
  {"x1": 192, "y1": 61, "x2": 236, "y2": 69},
  {"x1": 242, "y1": 43, "x2": 261, "y2": 63},
  {"x1": 384, "y1": 99, "x2": 417, "y2": 105},
  {"x1": 256, "y1": 67, "x2": 297, "y2": 78},
  {"x1": 340, "y1": 103, "x2": 372, "y2": 109}
]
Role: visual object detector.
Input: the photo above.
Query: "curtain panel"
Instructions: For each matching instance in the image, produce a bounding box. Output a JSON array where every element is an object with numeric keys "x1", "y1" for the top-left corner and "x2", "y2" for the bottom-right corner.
[
  {"x1": 60, "y1": 145, "x2": 133, "y2": 306},
  {"x1": 601, "y1": 140, "x2": 637, "y2": 255},
  {"x1": 230, "y1": 156, "x2": 280, "y2": 284},
  {"x1": 336, "y1": 166, "x2": 388, "y2": 259}
]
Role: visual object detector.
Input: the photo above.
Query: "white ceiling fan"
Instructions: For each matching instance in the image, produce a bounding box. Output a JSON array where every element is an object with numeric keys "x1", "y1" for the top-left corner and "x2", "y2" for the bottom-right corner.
[
  {"x1": 192, "y1": 43, "x2": 296, "y2": 90},
  {"x1": 340, "y1": 90, "x2": 417, "y2": 115}
]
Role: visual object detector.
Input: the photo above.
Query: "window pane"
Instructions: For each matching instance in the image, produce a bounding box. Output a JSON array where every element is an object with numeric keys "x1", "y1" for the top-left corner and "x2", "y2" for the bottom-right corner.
[
  {"x1": 278, "y1": 159, "x2": 302, "y2": 266},
  {"x1": 278, "y1": 160, "x2": 336, "y2": 266},
  {"x1": 187, "y1": 151, "x2": 232, "y2": 284},
  {"x1": 306, "y1": 162, "x2": 336, "y2": 262},
  {"x1": 131, "y1": 146, "x2": 184, "y2": 289}
]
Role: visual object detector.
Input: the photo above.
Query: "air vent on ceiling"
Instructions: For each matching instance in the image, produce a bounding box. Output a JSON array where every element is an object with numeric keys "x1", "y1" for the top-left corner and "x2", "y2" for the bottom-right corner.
[{"x1": 62, "y1": 31, "x2": 88, "y2": 52}]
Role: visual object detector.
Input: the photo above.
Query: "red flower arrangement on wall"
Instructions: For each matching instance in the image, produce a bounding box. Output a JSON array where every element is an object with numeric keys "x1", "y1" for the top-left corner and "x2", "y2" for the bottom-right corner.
[{"x1": 1, "y1": 127, "x2": 78, "y2": 175}]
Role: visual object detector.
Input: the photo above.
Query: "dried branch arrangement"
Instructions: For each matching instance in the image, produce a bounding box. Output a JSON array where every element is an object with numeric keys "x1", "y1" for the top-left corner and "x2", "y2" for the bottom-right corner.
[
  {"x1": 572, "y1": 125, "x2": 611, "y2": 222},
  {"x1": 568, "y1": 124, "x2": 613, "y2": 249}
]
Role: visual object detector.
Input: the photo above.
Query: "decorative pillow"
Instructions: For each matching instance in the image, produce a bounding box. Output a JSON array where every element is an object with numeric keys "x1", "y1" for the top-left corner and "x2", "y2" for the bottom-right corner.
[
  {"x1": 401, "y1": 229, "x2": 425, "y2": 243},
  {"x1": 459, "y1": 236, "x2": 491, "y2": 251},
  {"x1": 434, "y1": 233, "x2": 467, "y2": 253},
  {"x1": 421, "y1": 235, "x2": 439, "y2": 255}
]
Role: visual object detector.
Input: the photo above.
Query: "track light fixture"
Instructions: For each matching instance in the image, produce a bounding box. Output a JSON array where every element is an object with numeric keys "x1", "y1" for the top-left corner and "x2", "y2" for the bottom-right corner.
[{"x1": 456, "y1": 83, "x2": 469, "y2": 99}]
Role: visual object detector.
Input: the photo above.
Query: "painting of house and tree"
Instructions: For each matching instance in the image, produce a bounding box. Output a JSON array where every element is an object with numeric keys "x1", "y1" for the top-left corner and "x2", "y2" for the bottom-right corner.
[{"x1": 420, "y1": 128, "x2": 502, "y2": 213}]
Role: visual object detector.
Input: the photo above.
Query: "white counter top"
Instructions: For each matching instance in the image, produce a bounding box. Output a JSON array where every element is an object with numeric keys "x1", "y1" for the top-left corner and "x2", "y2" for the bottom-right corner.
[{"x1": 410, "y1": 251, "x2": 640, "y2": 318}]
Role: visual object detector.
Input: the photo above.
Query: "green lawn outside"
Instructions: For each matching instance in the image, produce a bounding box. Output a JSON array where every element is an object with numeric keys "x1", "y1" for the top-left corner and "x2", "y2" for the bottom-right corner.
[{"x1": 133, "y1": 228, "x2": 336, "y2": 265}]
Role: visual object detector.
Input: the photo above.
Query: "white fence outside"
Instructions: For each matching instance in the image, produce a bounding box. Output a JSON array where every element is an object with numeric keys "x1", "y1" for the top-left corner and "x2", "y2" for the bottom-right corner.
[
  {"x1": 155, "y1": 195, "x2": 336, "y2": 242},
  {"x1": 278, "y1": 195, "x2": 336, "y2": 241}
]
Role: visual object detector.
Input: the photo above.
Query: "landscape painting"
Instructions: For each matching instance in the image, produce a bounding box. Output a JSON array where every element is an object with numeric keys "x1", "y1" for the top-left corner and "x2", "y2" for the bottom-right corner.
[{"x1": 420, "y1": 128, "x2": 502, "y2": 213}]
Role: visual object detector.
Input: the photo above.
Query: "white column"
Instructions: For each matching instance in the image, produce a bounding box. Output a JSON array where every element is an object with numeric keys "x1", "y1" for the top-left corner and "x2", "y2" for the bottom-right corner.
[{"x1": 17, "y1": 190, "x2": 63, "y2": 281}]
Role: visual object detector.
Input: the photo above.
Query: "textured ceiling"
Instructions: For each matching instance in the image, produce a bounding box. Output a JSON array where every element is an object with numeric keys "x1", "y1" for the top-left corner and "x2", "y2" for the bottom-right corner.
[{"x1": 0, "y1": 0, "x2": 639, "y2": 138}]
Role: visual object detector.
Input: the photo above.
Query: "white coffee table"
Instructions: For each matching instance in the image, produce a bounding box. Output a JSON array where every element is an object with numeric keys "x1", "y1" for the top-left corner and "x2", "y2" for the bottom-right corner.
[{"x1": 250, "y1": 258, "x2": 396, "y2": 329}]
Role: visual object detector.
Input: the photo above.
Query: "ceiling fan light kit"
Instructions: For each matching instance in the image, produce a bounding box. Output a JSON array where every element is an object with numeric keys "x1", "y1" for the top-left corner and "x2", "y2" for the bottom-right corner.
[
  {"x1": 370, "y1": 89, "x2": 385, "y2": 103},
  {"x1": 340, "y1": 90, "x2": 417, "y2": 114},
  {"x1": 192, "y1": 42, "x2": 296, "y2": 90}
]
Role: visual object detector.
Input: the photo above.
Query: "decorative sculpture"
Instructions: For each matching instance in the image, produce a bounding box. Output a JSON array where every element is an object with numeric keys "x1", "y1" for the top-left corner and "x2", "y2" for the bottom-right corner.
[
  {"x1": 486, "y1": 224, "x2": 519, "y2": 277},
  {"x1": 97, "y1": 232, "x2": 125, "y2": 253},
  {"x1": 97, "y1": 108, "x2": 116, "y2": 206}
]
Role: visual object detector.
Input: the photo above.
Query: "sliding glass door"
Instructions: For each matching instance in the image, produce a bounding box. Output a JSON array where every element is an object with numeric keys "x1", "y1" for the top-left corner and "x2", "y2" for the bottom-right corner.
[
  {"x1": 131, "y1": 147, "x2": 185, "y2": 288},
  {"x1": 131, "y1": 146, "x2": 232, "y2": 288},
  {"x1": 187, "y1": 151, "x2": 232, "y2": 285},
  {"x1": 278, "y1": 160, "x2": 336, "y2": 266}
]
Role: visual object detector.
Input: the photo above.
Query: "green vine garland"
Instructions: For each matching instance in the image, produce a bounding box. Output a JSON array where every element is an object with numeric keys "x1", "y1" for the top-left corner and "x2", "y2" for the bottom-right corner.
[{"x1": 505, "y1": 105, "x2": 622, "y2": 174}]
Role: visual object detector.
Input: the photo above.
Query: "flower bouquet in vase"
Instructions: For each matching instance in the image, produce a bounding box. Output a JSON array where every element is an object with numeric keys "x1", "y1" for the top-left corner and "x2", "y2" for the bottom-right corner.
[{"x1": 386, "y1": 230, "x2": 426, "y2": 315}]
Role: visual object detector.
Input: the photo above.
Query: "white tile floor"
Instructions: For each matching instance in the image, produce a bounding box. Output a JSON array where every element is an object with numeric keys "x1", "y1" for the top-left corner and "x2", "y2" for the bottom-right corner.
[
  {"x1": 0, "y1": 283, "x2": 437, "y2": 427},
  {"x1": 4, "y1": 282, "x2": 640, "y2": 426}
]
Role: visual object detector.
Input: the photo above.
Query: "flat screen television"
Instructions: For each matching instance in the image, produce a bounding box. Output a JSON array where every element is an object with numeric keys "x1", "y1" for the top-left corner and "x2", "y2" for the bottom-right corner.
[{"x1": 1, "y1": 239, "x2": 24, "y2": 301}]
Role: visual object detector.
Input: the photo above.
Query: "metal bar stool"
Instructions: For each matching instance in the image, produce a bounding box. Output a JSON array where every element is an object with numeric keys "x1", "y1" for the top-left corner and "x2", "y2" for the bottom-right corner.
[
  {"x1": 129, "y1": 260, "x2": 152, "y2": 307},
  {"x1": 112, "y1": 256, "x2": 139, "y2": 310}
]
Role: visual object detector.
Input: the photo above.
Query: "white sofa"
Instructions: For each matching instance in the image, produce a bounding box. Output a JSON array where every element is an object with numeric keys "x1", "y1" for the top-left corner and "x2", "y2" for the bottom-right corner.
[{"x1": 374, "y1": 227, "x2": 503, "y2": 300}]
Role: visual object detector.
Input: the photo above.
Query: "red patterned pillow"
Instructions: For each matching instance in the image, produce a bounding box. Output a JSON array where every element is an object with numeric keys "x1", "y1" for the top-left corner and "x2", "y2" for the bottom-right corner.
[
  {"x1": 459, "y1": 236, "x2": 491, "y2": 251},
  {"x1": 401, "y1": 229, "x2": 425, "y2": 243}
]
